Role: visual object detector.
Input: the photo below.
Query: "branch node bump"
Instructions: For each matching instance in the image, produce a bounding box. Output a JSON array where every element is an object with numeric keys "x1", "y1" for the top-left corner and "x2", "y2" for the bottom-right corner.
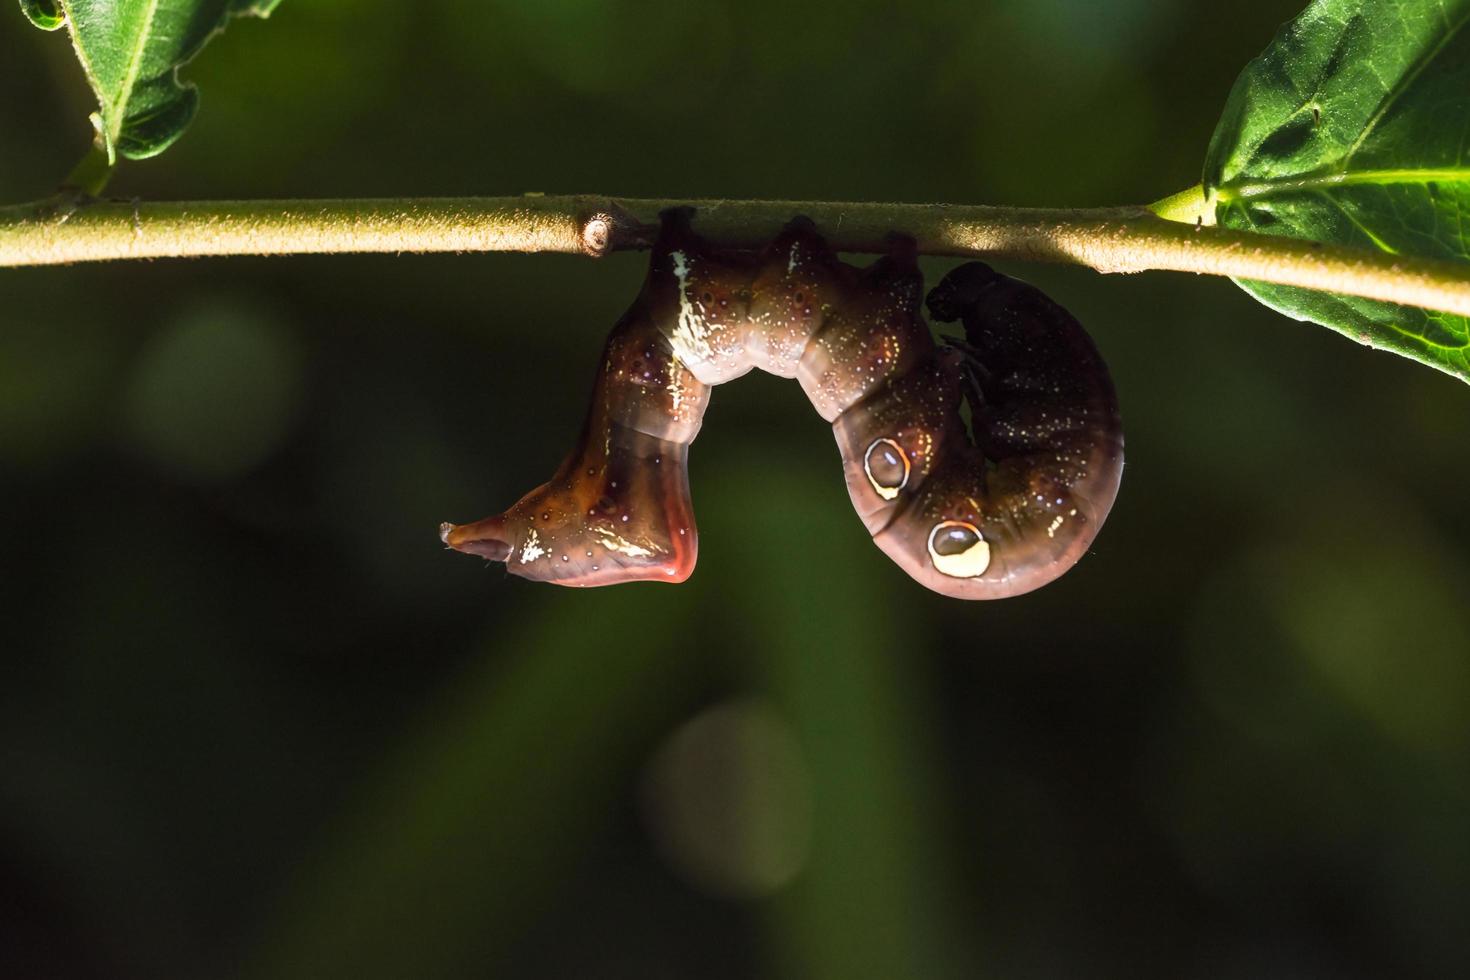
[{"x1": 580, "y1": 212, "x2": 615, "y2": 257}]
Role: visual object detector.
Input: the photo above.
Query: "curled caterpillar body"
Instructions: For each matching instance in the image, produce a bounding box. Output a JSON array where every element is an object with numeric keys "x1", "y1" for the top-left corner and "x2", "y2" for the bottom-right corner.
[{"x1": 441, "y1": 209, "x2": 1123, "y2": 598}]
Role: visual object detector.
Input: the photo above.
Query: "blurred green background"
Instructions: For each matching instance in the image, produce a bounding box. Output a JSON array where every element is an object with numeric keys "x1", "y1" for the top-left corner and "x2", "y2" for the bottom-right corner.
[{"x1": 3, "y1": 1, "x2": 1469, "y2": 976}]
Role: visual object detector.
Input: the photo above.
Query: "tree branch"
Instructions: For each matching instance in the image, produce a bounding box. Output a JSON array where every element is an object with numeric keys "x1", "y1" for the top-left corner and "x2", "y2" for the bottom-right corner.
[{"x1": 3, "y1": 192, "x2": 1469, "y2": 318}]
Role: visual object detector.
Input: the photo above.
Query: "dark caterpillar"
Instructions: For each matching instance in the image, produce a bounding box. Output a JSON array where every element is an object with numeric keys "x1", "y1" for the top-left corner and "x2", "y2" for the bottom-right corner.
[{"x1": 441, "y1": 209, "x2": 1123, "y2": 599}]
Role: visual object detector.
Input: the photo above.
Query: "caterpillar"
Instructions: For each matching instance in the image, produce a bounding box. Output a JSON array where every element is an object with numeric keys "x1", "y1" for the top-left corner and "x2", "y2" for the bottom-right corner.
[{"x1": 440, "y1": 209, "x2": 1123, "y2": 599}]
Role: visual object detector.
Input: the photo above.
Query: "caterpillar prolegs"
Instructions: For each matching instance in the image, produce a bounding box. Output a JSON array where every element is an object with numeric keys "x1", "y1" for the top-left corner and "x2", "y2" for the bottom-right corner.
[{"x1": 441, "y1": 209, "x2": 1123, "y2": 599}]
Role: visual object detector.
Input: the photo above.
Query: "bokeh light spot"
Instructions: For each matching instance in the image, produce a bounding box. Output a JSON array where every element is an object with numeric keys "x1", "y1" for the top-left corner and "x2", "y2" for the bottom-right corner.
[{"x1": 641, "y1": 697, "x2": 812, "y2": 900}]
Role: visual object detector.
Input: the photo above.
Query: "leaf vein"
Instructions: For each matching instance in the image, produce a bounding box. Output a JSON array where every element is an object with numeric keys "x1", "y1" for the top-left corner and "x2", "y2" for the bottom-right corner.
[
  {"x1": 1342, "y1": 4, "x2": 1470, "y2": 166},
  {"x1": 111, "y1": 0, "x2": 162, "y2": 124}
]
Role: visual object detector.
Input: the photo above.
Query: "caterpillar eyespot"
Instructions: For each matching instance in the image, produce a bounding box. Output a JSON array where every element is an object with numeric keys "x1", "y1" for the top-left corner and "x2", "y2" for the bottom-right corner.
[
  {"x1": 864, "y1": 438, "x2": 910, "y2": 500},
  {"x1": 927, "y1": 521, "x2": 990, "y2": 579},
  {"x1": 441, "y1": 208, "x2": 1124, "y2": 599}
]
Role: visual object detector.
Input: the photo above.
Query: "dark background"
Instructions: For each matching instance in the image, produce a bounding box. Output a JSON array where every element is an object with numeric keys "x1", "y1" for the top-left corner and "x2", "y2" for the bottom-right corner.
[{"x1": 3, "y1": 1, "x2": 1469, "y2": 977}]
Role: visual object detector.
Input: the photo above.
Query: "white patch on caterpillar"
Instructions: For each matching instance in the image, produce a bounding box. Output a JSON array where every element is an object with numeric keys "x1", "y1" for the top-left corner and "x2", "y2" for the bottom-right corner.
[
  {"x1": 596, "y1": 527, "x2": 654, "y2": 559},
  {"x1": 669, "y1": 250, "x2": 713, "y2": 368},
  {"x1": 520, "y1": 529, "x2": 547, "y2": 564},
  {"x1": 788, "y1": 245, "x2": 799, "y2": 274},
  {"x1": 1047, "y1": 515, "x2": 1064, "y2": 538}
]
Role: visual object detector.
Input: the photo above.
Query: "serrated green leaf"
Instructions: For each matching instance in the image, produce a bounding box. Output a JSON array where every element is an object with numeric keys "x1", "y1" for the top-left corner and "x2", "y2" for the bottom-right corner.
[
  {"x1": 1204, "y1": 0, "x2": 1470, "y2": 383},
  {"x1": 21, "y1": 0, "x2": 284, "y2": 163}
]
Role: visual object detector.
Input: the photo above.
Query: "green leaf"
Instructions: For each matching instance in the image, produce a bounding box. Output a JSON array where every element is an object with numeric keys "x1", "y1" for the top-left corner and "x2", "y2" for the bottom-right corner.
[
  {"x1": 20, "y1": 0, "x2": 284, "y2": 163},
  {"x1": 1203, "y1": 0, "x2": 1470, "y2": 383}
]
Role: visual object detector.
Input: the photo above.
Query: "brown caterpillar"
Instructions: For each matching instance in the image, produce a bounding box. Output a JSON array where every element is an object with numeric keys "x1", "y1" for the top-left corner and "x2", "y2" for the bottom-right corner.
[{"x1": 441, "y1": 209, "x2": 1123, "y2": 599}]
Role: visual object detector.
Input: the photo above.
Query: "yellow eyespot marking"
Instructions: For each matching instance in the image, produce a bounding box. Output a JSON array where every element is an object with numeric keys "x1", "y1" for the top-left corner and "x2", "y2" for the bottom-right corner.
[
  {"x1": 863, "y1": 438, "x2": 910, "y2": 501},
  {"x1": 927, "y1": 521, "x2": 990, "y2": 578}
]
